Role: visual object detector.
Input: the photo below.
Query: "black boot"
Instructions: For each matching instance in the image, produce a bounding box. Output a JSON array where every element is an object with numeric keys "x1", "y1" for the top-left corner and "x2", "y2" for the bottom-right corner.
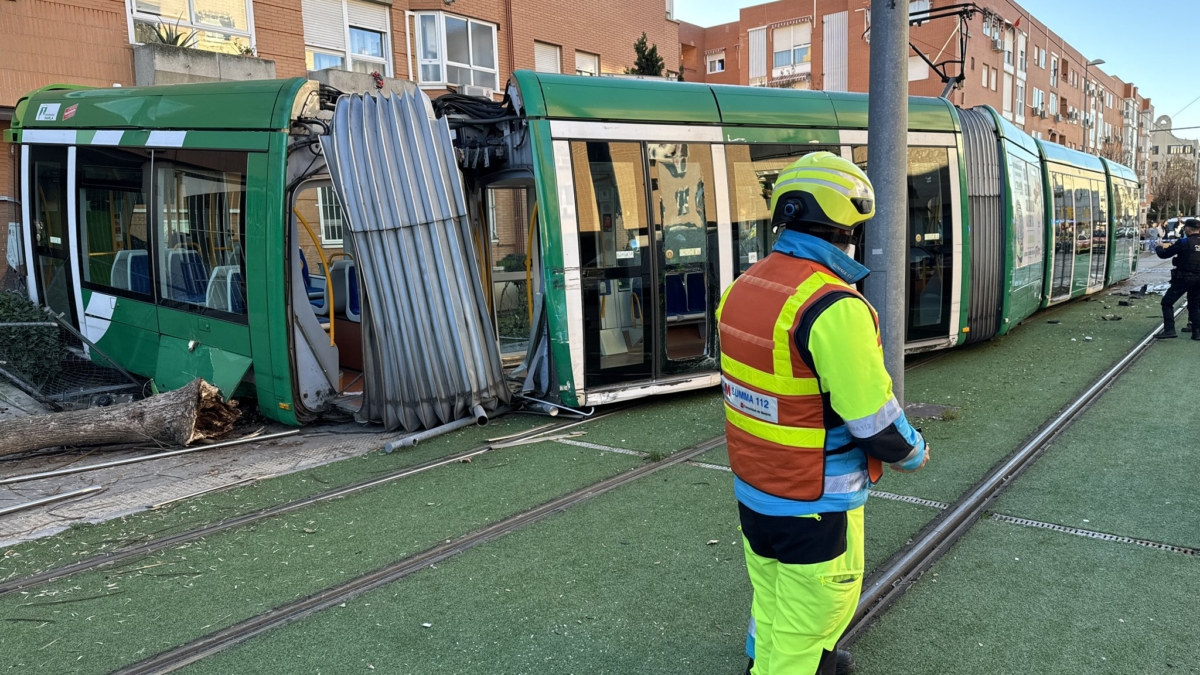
[
  {"x1": 1157, "y1": 329, "x2": 1178, "y2": 339},
  {"x1": 836, "y1": 648, "x2": 857, "y2": 675},
  {"x1": 1185, "y1": 323, "x2": 1194, "y2": 333},
  {"x1": 1192, "y1": 330, "x2": 1200, "y2": 341},
  {"x1": 745, "y1": 658, "x2": 753, "y2": 675}
]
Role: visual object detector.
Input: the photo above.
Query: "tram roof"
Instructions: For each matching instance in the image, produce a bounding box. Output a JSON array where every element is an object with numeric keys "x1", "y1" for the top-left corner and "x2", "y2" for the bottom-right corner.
[
  {"x1": 10, "y1": 78, "x2": 312, "y2": 133},
  {"x1": 988, "y1": 108, "x2": 1041, "y2": 158},
  {"x1": 1100, "y1": 157, "x2": 1139, "y2": 184},
  {"x1": 1036, "y1": 138, "x2": 1106, "y2": 174},
  {"x1": 512, "y1": 71, "x2": 960, "y2": 133}
]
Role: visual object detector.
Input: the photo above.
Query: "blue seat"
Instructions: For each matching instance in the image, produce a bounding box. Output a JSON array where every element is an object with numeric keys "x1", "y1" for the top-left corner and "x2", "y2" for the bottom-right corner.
[
  {"x1": 346, "y1": 262, "x2": 361, "y2": 323},
  {"x1": 167, "y1": 249, "x2": 209, "y2": 304},
  {"x1": 230, "y1": 268, "x2": 246, "y2": 315},
  {"x1": 128, "y1": 250, "x2": 151, "y2": 296},
  {"x1": 685, "y1": 272, "x2": 706, "y2": 314},
  {"x1": 665, "y1": 274, "x2": 688, "y2": 318}
]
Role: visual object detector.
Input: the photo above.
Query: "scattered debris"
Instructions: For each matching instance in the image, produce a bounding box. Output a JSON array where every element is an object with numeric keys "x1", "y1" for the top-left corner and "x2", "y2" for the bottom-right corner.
[
  {"x1": 422, "y1": 622, "x2": 432, "y2": 628},
  {"x1": 1118, "y1": 300, "x2": 1132, "y2": 307},
  {"x1": 1084, "y1": 336, "x2": 1094, "y2": 341},
  {"x1": 1100, "y1": 315, "x2": 1123, "y2": 321},
  {"x1": 707, "y1": 539, "x2": 719, "y2": 546},
  {"x1": 1047, "y1": 320, "x2": 1061, "y2": 324}
]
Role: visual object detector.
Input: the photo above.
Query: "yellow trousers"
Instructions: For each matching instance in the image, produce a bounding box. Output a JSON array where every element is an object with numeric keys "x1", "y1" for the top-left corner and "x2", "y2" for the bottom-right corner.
[{"x1": 743, "y1": 505, "x2": 864, "y2": 675}]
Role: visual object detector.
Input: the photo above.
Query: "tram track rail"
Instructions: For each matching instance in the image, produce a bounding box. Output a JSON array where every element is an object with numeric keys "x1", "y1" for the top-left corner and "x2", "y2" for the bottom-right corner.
[
  {"x1": 107, "y1": 435, "x2": 725, "y2": 675},
  {"x1": 0, "y1": 406, "x2": 630, "y2": 599},
  {"x1": 842, "y1": 306, "x2": 1183, "y2": 644}
]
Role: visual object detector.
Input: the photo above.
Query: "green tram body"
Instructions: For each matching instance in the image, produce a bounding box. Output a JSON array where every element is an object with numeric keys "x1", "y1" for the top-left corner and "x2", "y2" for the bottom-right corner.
[{"x1": 6, "y1": 73, "x2": 1141, "y2": 424}]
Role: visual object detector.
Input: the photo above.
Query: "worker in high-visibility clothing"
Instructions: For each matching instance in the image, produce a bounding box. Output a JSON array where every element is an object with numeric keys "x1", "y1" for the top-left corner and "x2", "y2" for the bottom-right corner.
[{"x1": 717, "y1": 152, "x2": 930, "y2": 675}]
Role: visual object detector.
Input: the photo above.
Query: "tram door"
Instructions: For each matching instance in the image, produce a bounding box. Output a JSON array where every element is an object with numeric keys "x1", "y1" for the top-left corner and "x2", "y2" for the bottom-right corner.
[
  {"x1": 573, "y1": 140, "x2": 721, "y2": 390},
  {"x1": 27, "y1": 145, "x2": 78, "y2": 326}
]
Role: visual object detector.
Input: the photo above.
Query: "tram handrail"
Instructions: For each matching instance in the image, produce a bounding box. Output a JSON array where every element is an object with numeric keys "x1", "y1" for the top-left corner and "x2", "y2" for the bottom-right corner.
[{"x1": 292, "y1": 208, "x2": 335, "y2": 347}]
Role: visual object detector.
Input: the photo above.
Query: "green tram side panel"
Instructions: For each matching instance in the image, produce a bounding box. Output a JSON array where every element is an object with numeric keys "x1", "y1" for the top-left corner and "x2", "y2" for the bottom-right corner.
[
  {"x1": 13, "y1": 79, "x2": 307, "y2": 425},
  {"x1": 514, "y1": 71, "x2": 721, "y2": 124},
  {"x1": 1035, "y1": 139, "x2": 1107, "y2": 306},
  {"x1": 12, "y1": 78, "x2": 312, "y2": 133},
  {"x1": 1101, "y1": 157, "x2": 1140, "y2": 285},
  {"x1": 990, "y1": 109, "x2": 1046, "y2": 334}
]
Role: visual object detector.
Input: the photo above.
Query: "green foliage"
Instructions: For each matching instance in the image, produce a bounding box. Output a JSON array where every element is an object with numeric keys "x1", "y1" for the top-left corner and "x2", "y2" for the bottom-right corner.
[
  {"x1": 626, "y1": 33, "x2": 665, "y2": 76},
  {"x1": 497, "y1": 253, "x2": 528, "y2": 273},
  {"x1": 0, "y1": 292, "x2": 61, "y2": 386},
  {"x1": 134, "y1": 16, "x2": 199, "y2": 49}
]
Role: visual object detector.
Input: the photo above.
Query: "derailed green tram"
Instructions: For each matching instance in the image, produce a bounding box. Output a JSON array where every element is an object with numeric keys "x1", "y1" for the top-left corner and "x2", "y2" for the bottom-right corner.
[{"x1": 6, "y1": 73, "x2": 1140, "y2": 427}]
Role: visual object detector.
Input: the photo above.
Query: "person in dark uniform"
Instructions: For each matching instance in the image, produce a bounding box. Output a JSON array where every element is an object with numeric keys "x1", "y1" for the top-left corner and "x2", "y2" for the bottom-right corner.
[{"x1": 1155, "y1": 218, "x2": 1200, "y2": 340}]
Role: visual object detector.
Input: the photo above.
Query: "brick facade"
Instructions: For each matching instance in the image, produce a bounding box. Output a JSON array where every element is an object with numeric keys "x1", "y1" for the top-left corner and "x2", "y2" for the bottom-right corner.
[{"x1": 681, "y1": 0, "x2": 1156, "y2": 213}]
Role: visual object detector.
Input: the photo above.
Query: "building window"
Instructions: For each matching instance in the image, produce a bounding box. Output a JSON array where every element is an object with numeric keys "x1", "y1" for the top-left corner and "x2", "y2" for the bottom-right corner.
[
  {"x1": 1049, "y1": 92, "x2": 1058, "y2": 114},
  {"x1": 983, "y1": 16, "x2": 992, "y2": 37},
  {"x1": 772, "y1": 23, "x2": 812, "y2": 70},
  {"x1": 1016, "y1": 81, "x2": 1026, "y2": 112},
  {"x1": 1050, "y1": 56, "x2": 1058, "y2": 87},
  {"x1": 534, "y1": 41, "x2": 562, "y2": 73},
  {"x1": 415, "y1": 12, "x2": 498, "y2": 91},
  {"x1": 1018, "y1": 46, "x2": 1026, "y2": 72},
  {"x1": 707, "y1": 51, "x2": 726, "y2": 74},
  {"x1": 317, "y1": 187, "x2": 344, "y2": 245},
  {"x1": 1153, "y1": 145, "x2": 1159, "y2": 155},
  {"x1": 991, "y1": 67, "x2": 997, "y2": 91},
  {"x1": 131, "y1": 0, "x2": 254, "y2": 53},
  {"x1": 1032, "y1": 88, "x2": 1044, "y2": 110},
  {"x1": 302, "y1": 0, "x2": 393, "y2": 76},
  {"x1": 909, "y1": 0, "x2": 931, "y2": 12},
  {"x1": 576, "y1": 50, "x2": 599, "y2": 76},
  {"x1": 982, "y1": 64, "x2": 989, "y2": 88}
]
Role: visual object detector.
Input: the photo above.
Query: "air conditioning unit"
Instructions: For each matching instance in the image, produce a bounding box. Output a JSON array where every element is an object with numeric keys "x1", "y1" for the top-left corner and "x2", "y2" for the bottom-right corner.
[
  {"x1": 1068, "y1": 110, "x2": 1080, "y2": 121},
  {"x1": 1054, "y1": 113, "x2": 1063, "y2": 122},
  {"x1": 460, "y1": 85, "x2": 494, "y2": 98},
  {"x1": 991, "y1": 38, "x2": 1004, "y2": 52},
  {"x1": 1039, "y1": 108, "x2": 1048, "y2": 119}
]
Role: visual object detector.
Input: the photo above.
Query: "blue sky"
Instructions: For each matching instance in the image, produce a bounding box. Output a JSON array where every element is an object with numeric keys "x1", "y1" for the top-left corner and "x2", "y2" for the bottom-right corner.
[{"x1": 675, "y1": 0, "x2": 1200, "y2": 139}]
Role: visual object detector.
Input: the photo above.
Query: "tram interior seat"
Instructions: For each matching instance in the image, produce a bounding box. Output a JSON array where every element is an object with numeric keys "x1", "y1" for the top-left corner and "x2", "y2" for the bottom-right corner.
[
  {"x1": 665, "y1": 272, "x2": 706, "y2": 323},
  {"x1": 298, "y1": 250, "x2": 325, "y2": 300},
  {"x1": 205, "y1": 265, "x2": 246, "y2": 314},
  {"x1": 167, "y1": 248, "x2": 209, "y2": 304},
  {"x1": 325, "y1": 259, "x2": 353, "y2": 319},
  {"x1": 111, "y1": 250, "x2": 150, "y2": 295},
  {"x1": 346, "y1": 264, "x2": 361, "y2": 323}
]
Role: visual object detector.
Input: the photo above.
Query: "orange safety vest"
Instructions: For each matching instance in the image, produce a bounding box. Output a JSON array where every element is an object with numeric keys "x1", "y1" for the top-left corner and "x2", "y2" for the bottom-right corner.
[{"x1": 716, "y1": 253, "x2": 885, "y2": 501}]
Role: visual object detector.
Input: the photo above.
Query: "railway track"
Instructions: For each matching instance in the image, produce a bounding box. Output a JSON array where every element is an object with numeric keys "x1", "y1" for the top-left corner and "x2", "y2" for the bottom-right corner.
[
  {"x1": 0, "y1": 406, "x2": 629, "y2": 599},
  {"x1": 843, "y1": 306, "x2": 1182, "y2": 643},
  {"x1": 4, "y1": 304, "x2": 1174, "y2": 673}
]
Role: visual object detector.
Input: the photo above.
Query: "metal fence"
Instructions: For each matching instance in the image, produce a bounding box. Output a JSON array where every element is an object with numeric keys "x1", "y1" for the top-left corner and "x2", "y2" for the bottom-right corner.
[{"x1": 0, "y1": 294, "x2": 144, "y2": 412}]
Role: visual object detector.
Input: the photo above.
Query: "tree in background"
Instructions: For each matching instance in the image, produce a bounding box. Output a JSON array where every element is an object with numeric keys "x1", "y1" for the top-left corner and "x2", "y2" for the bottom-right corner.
[
  {"x1": 626, "y1": 33, "x2": 665, "y2": 76},
  {"x1": 1150, "y1": 155, "x2": 1199, "y2": 219}
]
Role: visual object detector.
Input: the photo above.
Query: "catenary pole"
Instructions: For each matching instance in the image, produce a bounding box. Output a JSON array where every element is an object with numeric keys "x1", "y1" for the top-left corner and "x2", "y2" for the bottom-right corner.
[{"x1": 865, "y1": 0, "x2": 910, "y2": 404}]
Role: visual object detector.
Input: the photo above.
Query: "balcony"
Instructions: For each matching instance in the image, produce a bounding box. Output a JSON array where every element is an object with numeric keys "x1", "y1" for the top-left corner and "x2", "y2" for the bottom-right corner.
[{"x1": 133, "y1": 43, "x2": 276, "y2": 87}]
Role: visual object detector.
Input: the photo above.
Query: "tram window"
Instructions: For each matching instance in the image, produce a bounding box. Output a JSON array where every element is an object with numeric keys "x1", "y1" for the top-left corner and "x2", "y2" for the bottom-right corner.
[
  {"x1": 485, "y1": 185, "x2": 535, "y2": 356},
  {"x1": 571, "y1": 141, "x2": 652, "y2": 381},
  {"x1": 648, "y1": 142, "x2": 717, "y2": 362},
  {"x1": 725, "y1": 144, "x2": 840, "y2": 276},
  {"x1": 853, "y1": 146, "x2": 955, "y2": 341},
  {"x1": 1071, "y1": 176, "x2": 1093, "y2": 294},
  {"x1": 1049, "y1": 171, "x2": 1074, "y2": 301},
  {"x1": 77, "y1": 147, "x2": 152, "y2": 297},
  {"x1": 154, "y1": 150, "x2": 248, "y2": 317},
  {"x1": 30, "y1": 145, "x2": 74, "y2": 322}
]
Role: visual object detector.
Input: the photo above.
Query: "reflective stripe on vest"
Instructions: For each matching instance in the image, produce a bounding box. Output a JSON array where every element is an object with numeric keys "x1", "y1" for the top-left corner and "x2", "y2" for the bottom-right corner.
[{"x1": 717, "y1": 253, "x2": 884, "y2": 501}]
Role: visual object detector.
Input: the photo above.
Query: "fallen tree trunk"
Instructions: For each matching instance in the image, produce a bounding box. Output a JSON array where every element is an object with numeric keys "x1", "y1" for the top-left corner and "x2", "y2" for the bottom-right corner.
[{"x1": 0, "y1": 378, "x2": 240, "y2": 457}]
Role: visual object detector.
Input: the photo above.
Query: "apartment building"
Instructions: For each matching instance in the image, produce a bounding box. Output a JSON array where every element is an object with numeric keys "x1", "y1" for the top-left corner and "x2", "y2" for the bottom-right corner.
[
  {"x1": 1150, "y1": 114, "x2": 1200, "y2": 219},
  {"x1": 0, "y1": 0, "x2": 680, "y2": 270},
  {"x1": 680, "y1": 0, "x2": 1155, "y2": 216}
]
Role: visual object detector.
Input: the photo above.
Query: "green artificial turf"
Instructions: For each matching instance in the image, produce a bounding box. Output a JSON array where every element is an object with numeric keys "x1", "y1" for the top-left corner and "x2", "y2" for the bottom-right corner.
[
  {"x1": 180, "y1": 465, "x2": 940, "y2": 675},
  {"x1": 695, "y1": 445, "x2": 730, "y2": 466},
  {"x1": 577, "y1": 389, "x2": 725, "y2": 453},
  {"x1": 894, "y1": 297, "x2": 1160, "y2": 503},
  {"x1": 0, "y1": 445, "x2": 641, "y2": 675},
  {"x1": 0, "y1": 416, "x2": 554, "y2": 584},
  {"x1": 993, "y1": 340, "x2": 1200, "y2": 548},
  {"x1": 851, "y1": 519, "x2": 1200, "y2": 675}
]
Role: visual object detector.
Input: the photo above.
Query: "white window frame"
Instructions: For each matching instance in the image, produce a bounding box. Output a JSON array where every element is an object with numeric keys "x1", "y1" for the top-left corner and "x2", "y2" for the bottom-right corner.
[
  {"x1": 303, "y1": 0, "x2": 393, "y2": 77},
  {"x1": 1049, "y1": 92, "x2": 1058, "y2": 115},
  {"x1": 1050, "y1": 54, "x2": 1058, "y2": 87},
  {"x1": 707, "y1": 51, "x2": 726, "y2": 74},
  {"x1": 126, "y1": 0, "x2": 257, "y2": 52},
  {"x1": 534, "y1": 41, "x2": 562, "y2": 74},
  {"x1": 317, "y1": 186, "x2": 344, "y2": 246},
  {"x1": 772, "y1": 23, "x2": 812, "y2": 75},
  {"x1": 575, "y1": 50, "x2": 599, "y2": 77},
  {"x1": 982, "y1": 64, "x2": 989, "y2": 88},
  {"x1": 413, "y1": 11, "x2": 499, "y2": 91}
]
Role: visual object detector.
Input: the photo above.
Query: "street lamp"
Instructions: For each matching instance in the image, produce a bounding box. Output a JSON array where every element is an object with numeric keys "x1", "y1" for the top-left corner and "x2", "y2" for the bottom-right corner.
[{"x1": 1084, "y1": 58, "x2": 1105, "y2": 150}]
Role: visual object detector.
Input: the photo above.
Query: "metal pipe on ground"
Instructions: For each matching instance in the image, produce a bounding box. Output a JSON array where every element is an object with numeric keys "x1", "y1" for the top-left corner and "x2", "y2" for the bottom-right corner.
[
  {"x1": 864, "y1": 0, "x2": 910, "y2": 404},
  {"x1": 0, "y1": 485, "x2": 104, "y2": 517},
  {"x1": 0, "y1": 430, "x2": 300, "y2": 486},
  {"x1": 383, "y1": 405, "x2": 505, "y2": 453}
]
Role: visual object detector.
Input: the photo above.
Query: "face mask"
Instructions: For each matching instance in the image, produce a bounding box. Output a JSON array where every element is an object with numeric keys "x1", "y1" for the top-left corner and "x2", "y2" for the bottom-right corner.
[{"x1": 840, "y1": 243, "x2": 856, "y2": 258}]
